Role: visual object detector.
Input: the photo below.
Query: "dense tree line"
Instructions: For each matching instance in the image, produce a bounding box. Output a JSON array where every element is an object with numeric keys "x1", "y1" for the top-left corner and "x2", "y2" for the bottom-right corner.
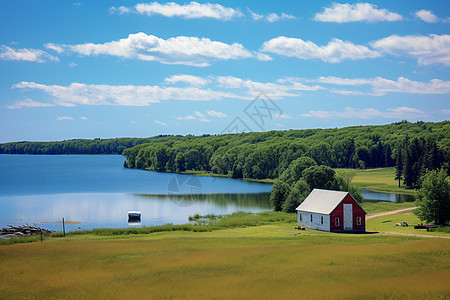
[
  {"x1": 1, "y1": 121, "x2": 449, "y2": 186},
  {"x1": 0, "y1": 135, "x2": 194, "y2": 155},
  {"x1": 395, "y1": 135, "x2": 447, "y2": 189},
  {"x1": 122, "y1": 121, "x2": 449, "y2": 180}
]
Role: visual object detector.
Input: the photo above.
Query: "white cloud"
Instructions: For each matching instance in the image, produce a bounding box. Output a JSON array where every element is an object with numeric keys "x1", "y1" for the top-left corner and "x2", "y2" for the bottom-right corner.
[
  {"x1": 207, "y1": 110, "x2": 227, "y2": 118},
  {"x1": 301, "y1": 107, "x2": 427, "y2": 120},
  {"x1": 47, "y1": 32, "x2": 254, "y2": 67},
  {"x1": 308, "y1": 76, "x2": 450, "y2": 95},
  {"x1": 261, "y1": 37, "x2": 380, "y2": 63},
  {"x1": 371, "y1": 34, "x2": 450, "y2": 66},
  {"x1": 164, "y1": 74, "x2": 209, "y2": 87},
  {"x1": 0, "y1": 45, "x2": 58, "y2": 63},
  {"x1": 248, "y1": 9, "x2": 295, "y2": 22},
  {"x1": 68, "y1": 62, "x2": 77, "y2": 68},
  {"x1": 176, "y1": 113, "x2": 211, "y2": 122},
  {"x1": 45, "y1": 43, "x2": 64, "y2": 54},
  {"x1": 266, "y1": 12, "x2": 296, "y2": 22},
  {"x1": 414, "y1": 9, "x2": 440, "y2": 23},
  {"x1": 154, "y1": 120, "x2": 168, "y2": 126},
  {"x1": 176, "y1": 115, "x2": 196, "y2": 120},
  {"x1": 56, "y1": 116, "x2": 74, "y2": 121},
  {"x1": 14, "y1": 75, "x2": 449, "y2": 110},
  {"x1": 110, "y1": 2, "x2": 243, "y2": 20},
  {"x1": 109, "y1": 6, "x2": 132, "y2": 14},
  {"x1": 440, "y1": 109, "x2": 450, "y2": 115},
  {"x1": 255, "y1": 52, "x2": 272, "y2": 61},
  {"x1": 314, "y1": 3, "x2": 402, "y2": 23},
  {"x1": 248, "y1": 9, "x2": 263, "y2": 20},
  {"x1": 215, "y1": 75, "x2": 323, "y2": 99},
  {"x1": 274, "y1": 113, "x2": 293, "y2": 119},
  {"x1": 80, "y1": 116, "x2": 88, "y2": 120},
  {"x1": 12, "y1": 81, "x2": 237, "y2": 106},
  {"x1": 5, "y1": 98, "x2": 55, "y2": 109}
]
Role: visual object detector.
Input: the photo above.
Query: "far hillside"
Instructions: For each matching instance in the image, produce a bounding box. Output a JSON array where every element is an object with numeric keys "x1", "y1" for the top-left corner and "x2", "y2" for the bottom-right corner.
[
  {"x1": 122, "y1": 120, "x2": 449, "y2": 181},
  {"x1": 1, "y1": 121, "x2": 448, "y2": 180}
]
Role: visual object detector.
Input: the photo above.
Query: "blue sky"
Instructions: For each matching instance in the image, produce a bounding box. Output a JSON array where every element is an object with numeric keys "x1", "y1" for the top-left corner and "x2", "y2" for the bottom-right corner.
[{"x1": 0, "y1": 0, "x2": 449, "y2": 142}]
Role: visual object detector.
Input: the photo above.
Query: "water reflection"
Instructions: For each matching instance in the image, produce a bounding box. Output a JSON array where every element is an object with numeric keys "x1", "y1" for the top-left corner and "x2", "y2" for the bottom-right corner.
[
  {"x1": 361, "y1": 189, "x2": 415, "y2": 203},
  {"x1": 0, "y1": 192, "x2": 271, "y2": 232}
]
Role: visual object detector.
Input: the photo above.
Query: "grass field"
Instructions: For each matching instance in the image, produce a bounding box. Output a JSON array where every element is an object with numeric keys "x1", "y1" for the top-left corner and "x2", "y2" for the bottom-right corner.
[
  {"x1": 1, "y1": 213, "x2": 449, "y2": 299},
  {"x1": 348, "y1": 167, "x2": 415, "y2": 195},
  {"x1": 1, "y1": 167, "x2": 446, "y2": 299},
  {"x1": 362, "y1": 201, "x2": 416, "y2": 214}
]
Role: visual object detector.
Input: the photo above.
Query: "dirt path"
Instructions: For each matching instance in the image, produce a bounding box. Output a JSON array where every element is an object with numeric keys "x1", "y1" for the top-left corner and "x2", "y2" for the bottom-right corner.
[
  {"x1": 380, "y1": 232, "x2": 450, "y2": 239},
  {"x1": 367, "y1": 207, "x2": 450, "y2": 239},
  {"x1": 366, "y1": 207, "x2": 419, "y2": 220}
]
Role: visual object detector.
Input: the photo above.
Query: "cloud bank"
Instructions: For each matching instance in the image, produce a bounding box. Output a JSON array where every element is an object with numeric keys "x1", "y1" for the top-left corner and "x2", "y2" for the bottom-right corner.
[{"x1": 314, "y1": 3, "x2": 402, "y2": 23}]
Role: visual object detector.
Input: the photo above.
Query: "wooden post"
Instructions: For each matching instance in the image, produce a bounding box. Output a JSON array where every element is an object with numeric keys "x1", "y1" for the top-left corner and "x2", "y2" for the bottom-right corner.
[
  {"x1": 63, "y1": 218, "x2": 65, "y2": 237},
  {"x1": 40, "y1": 229, "x2": 43, "y2": 243}
]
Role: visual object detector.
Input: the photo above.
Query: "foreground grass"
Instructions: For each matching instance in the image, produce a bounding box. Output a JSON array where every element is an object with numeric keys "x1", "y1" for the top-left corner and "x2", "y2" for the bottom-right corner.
[
  {"x1": 367, "y1": 211, "x2": 450, "y2": 238},
  {"x1": 1, "y1": 208, "x2": 450, "y2": 299},
  {"x1": 348, "y1": 167, "x2": 415, "y2": 195},
  {"x1": 1, "y1": 222, "x2": 449, "y2": 299}
]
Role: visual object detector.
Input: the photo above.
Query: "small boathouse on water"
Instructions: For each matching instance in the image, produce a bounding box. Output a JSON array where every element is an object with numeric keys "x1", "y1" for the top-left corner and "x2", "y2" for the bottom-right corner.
[{"x1": 295, "y1": 189, "x2": 366, "y2": 232}]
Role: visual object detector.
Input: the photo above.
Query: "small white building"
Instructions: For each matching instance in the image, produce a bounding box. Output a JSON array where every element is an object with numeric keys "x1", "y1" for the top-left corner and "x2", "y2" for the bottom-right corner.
[{"x1": 296, "y1": 189, "x2": 366, "y2": 232}]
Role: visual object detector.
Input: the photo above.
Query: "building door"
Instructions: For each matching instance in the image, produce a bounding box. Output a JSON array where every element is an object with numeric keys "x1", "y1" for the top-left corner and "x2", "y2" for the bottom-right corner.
[{"x1": 343, "y1": 204, "x2": 353, "y2": 230}]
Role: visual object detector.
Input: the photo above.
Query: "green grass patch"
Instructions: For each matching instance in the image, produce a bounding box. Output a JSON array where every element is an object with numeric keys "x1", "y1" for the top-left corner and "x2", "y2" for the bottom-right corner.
[
  {"x1": 0, "y1": 235, "x2": 44, "y2": 246},
  {"x1": 362, "y1": 201, "x2": 417, "y2": 214},
  {"x1": 429, "y1": 226, "x2": 450, "y2": 234},
  {"x1": 367, "y1": 210, "x2": 450, "y2": 237},
  {"x1": 339, "y1": 167, "x2": 415, "y2": 195},
  {"x1": 36, "y1": 212, "x2": 296, "y2": 240}
]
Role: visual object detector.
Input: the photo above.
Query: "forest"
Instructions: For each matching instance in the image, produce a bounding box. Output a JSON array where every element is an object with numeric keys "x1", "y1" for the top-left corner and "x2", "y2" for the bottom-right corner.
[
  {"x1": 1, "y1": 121, "x2": 448, "y2": 182},
  {"x1": 1, "y1": 120, "x2": 448, "y2": 213},
  {"x1": 0, "y1": 135, "x2": 187, "y2": 155},
  {"x1": 121, "y1": 121, "x2": 448, "y2": 179}
]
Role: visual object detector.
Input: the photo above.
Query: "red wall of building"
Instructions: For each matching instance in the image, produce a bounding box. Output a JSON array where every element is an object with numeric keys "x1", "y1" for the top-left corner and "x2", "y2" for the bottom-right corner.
[{"x1": 329, "y1": 194, "x2": 366, "y2": 231}]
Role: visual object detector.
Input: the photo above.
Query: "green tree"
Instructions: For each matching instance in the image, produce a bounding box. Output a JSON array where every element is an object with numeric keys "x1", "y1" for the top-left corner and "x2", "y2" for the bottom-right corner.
[
  {"x1": 278, "y1": 156, "x2": 317, "y2": 185},
  {"x1": 269, "y1": 180, "x2": 291, "y2": 211},
  {"x1": 415, "y1": 168, "x2": 450, "y2": 225},
  {"x1": 395, "y1": 145, "x2": 403, "y2": 188},
  {"x1": 282, "y1": 179, "x2": 310, "y2": 213},
  {"x1": 302, "y1": 165, "x2": 336, "y2": 190}
]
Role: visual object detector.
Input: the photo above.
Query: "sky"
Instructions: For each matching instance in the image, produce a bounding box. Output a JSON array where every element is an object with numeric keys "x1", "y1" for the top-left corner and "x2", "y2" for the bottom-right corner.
[{"x1": 0, "y1": 0, "x2": 449, "y2": 142}]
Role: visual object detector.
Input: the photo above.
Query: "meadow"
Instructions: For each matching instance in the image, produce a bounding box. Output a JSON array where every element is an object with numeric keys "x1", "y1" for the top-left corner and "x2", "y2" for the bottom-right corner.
[
  {"x1": 1, "y1": 210, "x2": 449, "y2": 299},
  {"x1": 350, "y1": 167, "x2": 414, "y2": 195}
]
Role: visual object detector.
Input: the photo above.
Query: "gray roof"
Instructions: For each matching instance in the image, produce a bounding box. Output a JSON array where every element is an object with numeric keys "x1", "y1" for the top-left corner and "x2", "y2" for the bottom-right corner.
[{"x1": 295, "y1": 189, "x2": 349, "y2": 215}]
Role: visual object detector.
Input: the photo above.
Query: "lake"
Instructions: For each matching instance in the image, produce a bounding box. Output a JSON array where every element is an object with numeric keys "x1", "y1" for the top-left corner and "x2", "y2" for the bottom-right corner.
[
  {"x1": 361, "y1": 188, "x2": 415, "y2": 203},
  {"x1": 0, "y1": 155, "x2": 272, "y2": 231}
]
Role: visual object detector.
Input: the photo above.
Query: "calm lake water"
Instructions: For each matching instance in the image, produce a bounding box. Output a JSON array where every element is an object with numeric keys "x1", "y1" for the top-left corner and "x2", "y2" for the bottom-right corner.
[
  {"x1": 0, "y1": 155, "x2": 272, "y2": 231},
  {"x1": 361, "y1": 188, "x2": 415, "y2": 203}
]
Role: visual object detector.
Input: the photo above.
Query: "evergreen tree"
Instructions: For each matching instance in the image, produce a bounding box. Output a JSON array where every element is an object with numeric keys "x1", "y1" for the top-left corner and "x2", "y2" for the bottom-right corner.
[{"x1": 395, "y1": 145, "x2": 403, "y2": 188}]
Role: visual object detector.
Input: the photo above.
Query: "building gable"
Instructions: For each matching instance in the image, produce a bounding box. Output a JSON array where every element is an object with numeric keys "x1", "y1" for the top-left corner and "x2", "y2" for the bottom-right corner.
[{"x1": 295, "y1": 189, "x2": 348, "y2": 215}]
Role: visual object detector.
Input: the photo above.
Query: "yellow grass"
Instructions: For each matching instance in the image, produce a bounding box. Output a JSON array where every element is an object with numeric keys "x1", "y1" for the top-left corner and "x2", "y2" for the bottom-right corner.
[{"x1": 1, "y1": 223, "x2": 449, "y2": 299}]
